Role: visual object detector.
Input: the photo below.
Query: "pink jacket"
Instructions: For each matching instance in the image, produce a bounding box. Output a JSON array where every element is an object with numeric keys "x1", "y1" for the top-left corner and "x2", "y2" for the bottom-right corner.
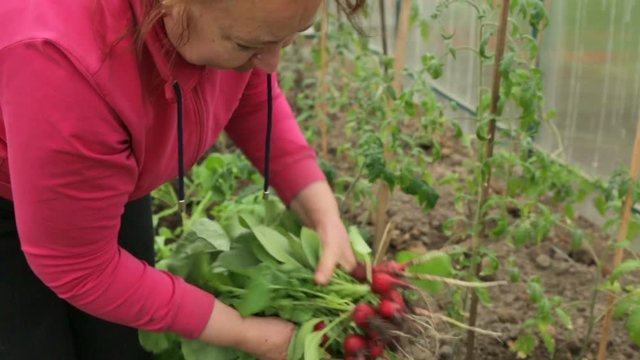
[{"x1": 0, "y1": 0, "x2": 325, "y2": 338}]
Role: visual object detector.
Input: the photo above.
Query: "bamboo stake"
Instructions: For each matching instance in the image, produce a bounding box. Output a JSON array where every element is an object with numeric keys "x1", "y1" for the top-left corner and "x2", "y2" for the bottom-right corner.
[
  {"x1": 379, "y1": 0, "x2": 389, "y2": 58},
  {"x1": 373, "y1": 221, "x2": 394, "y2": 265},
  {"x1": 466, "y1": 1, "x2": 510, "y2": 359},
  {"x1": 316, "y1": 0, "x2": 330, "y2": 158},
  {"x1": 373, "y1": 0, "x2": 412, "y2": 258},
  {"x1": 596, "y1": 116, "x2": 640, "y2": 360}
]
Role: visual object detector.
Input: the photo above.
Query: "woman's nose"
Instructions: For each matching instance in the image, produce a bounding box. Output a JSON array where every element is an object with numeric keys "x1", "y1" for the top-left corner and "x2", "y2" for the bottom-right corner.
[
  {"x1": 252, "y1": 36, "x2": 293, "y2": 73},
  {"x1": 253, "y1": 47, "x2": 281, "y2": 73}
]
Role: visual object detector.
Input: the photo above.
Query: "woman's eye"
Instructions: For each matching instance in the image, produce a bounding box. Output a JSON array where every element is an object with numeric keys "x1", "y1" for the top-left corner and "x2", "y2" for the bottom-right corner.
[{"x1": 235, "y1": 43, "x2": 258, "y2": 51}]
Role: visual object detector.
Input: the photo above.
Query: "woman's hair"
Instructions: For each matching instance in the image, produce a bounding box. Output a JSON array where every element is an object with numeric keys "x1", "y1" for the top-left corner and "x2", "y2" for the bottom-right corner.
[
  {"x1": 135, "y1": 0, "x2": 366, "y2": 51},
  {"x1": 335, "y1": 0, "x2": 366, "y2": 17}
]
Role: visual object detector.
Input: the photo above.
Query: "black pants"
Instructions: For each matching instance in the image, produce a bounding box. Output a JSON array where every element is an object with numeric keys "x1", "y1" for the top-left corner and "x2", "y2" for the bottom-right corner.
[{"x1": 0, "y1": 196, "x2": 155, "y2": 360}]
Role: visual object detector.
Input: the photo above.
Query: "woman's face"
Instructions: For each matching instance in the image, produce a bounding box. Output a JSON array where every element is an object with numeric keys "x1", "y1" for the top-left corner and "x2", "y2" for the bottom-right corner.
[{"x1": 163, "y1": 0, "x2": 321, "y2": 73}]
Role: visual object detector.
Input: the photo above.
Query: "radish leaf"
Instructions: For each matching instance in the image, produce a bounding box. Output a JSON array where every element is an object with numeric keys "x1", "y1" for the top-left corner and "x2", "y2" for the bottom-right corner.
[
  {"x1": 181, "y1": 340, "x2": 240, "y2": 360},
  {"x1": 400, "y1": 251, "x2": 453, "y2": 294},
  {"x1": 348, "y1": 226, "x2": 372, "y2": 261},
  {"x1": 187, "y1": 218, "x2": 231, "y2": 251},
  {"x1": 289, "y1": 319, "x2": 322, "y2": 360},
  {"x1": 301, "y1": 227, "x2": 321, "y2": 268},
  {"x1": 250, "y1": 224, "x2": 302, "y2": 267},
  {"x1": 138, "y1": 330, "x2": 177, "y2": 354},
  {"x1": 236, "y1": 265, "x2": 273, "y2": 316},
  {"x1": 303, "y1": 332, "x2": 324, "y2": 360}
]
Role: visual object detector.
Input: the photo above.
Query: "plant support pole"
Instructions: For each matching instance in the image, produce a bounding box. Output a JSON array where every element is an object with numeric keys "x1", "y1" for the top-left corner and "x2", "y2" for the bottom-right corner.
[
  {"x1": 317, "y1": 0, "x2": 330, "y2": 158},
  {"x1": 379, "y1": 0, "x2": 389, "y2": 58},
  {"x1": 596, "y1": 115, "x2": 640, "y2": 360},
  {"x1": 373, "y1": 0, "x2": 412, "y2": 257},
  {"x1": 466, "y1": 0, "x2": 510, "y2": 359}
]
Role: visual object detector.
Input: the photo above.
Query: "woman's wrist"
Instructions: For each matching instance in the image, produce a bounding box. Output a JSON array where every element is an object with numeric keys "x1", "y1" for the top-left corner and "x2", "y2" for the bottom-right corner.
[
  {"x1": 289, "y1": 181, "x2": 341, "y2": 231},
  {"x1": 197, "y1": 299, "x2": 247, "y2": 349},
  {"x1": 198, "y1": 301, "x2": 295, "y2": 359}
]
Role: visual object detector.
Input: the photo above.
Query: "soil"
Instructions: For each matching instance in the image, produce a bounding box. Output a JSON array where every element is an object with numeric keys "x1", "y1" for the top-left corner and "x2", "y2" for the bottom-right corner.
[{"x1": 316, "y1": 117, "x2": 640, "y2": 360}]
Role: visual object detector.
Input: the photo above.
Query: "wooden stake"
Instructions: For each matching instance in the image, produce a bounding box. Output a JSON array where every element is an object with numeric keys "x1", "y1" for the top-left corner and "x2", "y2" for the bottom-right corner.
[
  {"x1": 373, "y1": 221, "x2": 394, "y2": 265},
  {"x1": 379, "y1": 0, "x2": 389, "y2": 58},
  {"x1": 373, "y1": 0, "x2": 412, "y2": 256},
  {"x1": 317, "y1": 0, "x2": 330, "y2": 158},
  {"x1": 466, "y1": 1, "x2": 510, "y2": 359},
  {"x1": 596, "y1": 115, "x2": 640, "y2": 360}
]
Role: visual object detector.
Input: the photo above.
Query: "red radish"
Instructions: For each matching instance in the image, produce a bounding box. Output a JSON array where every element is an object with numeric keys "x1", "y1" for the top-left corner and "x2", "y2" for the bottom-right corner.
[
  {"x1": 367, "y1": 338, "x2": 385, "y2": 358},
  {"x1": 378, "y1": 299, "x2": 404, "y2": 320},
  {"x1": 350, "y1": 263, "x2": 367, "y2": 282},
  {"x1": 382, "y1": 289, "x2": 406, "y2": 310},
  {"x1": 373, "y1": 260, "x2": 406, "y2": 274},
  {"x1": 313, "y1": 320, "x2": 329, "y2": 346},
  {"x1": 344, "y1": 355, "x2": 366, "y2": 360},
  {"x1": 313, "y1": 321, "x2": 326, "y2": 331},
  {"x1": 352, "y1": 303, "x2": 376, "y2": 329},
  {"x1": 343, "y1": 334, "x2": 367, "y2": 354},
  {"x1": 371, "y1": 272, "x2": 411, "y2": 295}
]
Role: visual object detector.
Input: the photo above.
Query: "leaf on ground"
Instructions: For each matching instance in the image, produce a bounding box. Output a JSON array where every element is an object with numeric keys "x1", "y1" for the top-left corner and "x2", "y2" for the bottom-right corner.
[
  {"x1": 555, "y1": 308, "x2": 573, "y2": 331},
  {"x1": 509, "y1": 334, "x2": 537, "y2": 358}
]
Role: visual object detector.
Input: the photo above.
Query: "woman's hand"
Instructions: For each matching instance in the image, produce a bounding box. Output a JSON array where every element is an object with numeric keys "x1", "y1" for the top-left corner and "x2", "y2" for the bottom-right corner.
[
  {"x1": 289, "y1": 181, "x2": 357, "y2": 285},
  {"x1": 314, "y1": 215, "x2": 357, "y2": 285},
  {"x1": 198, "y1": 300, "x2": 295, "y2": 360}
]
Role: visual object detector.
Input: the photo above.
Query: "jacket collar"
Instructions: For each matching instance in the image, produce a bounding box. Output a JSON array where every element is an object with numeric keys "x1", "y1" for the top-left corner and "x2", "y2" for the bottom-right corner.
[{"x1": 129, "y1": 0, "x2": 204, "y2": 99}]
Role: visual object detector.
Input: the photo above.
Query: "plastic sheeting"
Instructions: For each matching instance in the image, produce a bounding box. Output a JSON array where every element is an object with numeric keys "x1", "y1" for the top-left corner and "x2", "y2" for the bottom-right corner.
[{"x1": 367, "y1": 0, "x2": 640, "y2": 180}]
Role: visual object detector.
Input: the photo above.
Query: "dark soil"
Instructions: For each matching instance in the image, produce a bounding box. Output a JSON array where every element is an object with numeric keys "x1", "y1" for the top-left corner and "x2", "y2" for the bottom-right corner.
[{"x1": 317, "y1": 116, "x2": 640, "y2": 360}]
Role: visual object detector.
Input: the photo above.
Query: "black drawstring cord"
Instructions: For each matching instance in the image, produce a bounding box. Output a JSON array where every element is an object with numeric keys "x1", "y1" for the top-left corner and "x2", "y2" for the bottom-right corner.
[
  {"x1": 172, "y1": 75, "x2": 270, "y2": 207},
  {"x1": 173, "y1": 81, "x2": 186, "y2": 214},
  {"x1": 263, "y1": 73, "x2": 273, "y2": 200}
]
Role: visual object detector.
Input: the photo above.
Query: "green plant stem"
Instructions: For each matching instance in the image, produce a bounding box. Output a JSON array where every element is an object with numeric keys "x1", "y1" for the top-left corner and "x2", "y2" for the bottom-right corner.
[
  {"x1": 339, "y1": 163, "x2": 365, "y2": 215},
  {"x1": 274, "y1": 300, "x2": 353, "y2": 312},
  {"x1": 270, "y1": 285, "x2": 354, "y2": 305},
  {"x1": 439, "y1": 46, "x2": 481, "y2": 58},
  {"x1": 183, "y1": 191, "x2": 214, "y2": 233},
  {"x1": 580, "y1": 269, "x2": 602, "y2": 359},
  {"x1": 466, "y1": 1, "x2": 510, "y2": 359}
]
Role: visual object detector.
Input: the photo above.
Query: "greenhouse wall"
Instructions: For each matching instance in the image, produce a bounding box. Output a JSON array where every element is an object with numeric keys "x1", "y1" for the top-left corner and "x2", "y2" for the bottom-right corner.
[{"x1": 368, "y1": 0, "x2": 640, "y2": 181}]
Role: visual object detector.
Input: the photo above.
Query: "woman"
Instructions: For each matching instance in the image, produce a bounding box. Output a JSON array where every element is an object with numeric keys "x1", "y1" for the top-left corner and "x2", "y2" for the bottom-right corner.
[{"x1": 0, "y1": 0, "x2": 363, "y2": 359}]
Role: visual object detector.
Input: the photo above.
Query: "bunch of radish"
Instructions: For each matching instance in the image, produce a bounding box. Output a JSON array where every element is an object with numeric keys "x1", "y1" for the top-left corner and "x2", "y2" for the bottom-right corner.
[{"x1": 337, "y1": 261, "x2": 416, "y2": 359}]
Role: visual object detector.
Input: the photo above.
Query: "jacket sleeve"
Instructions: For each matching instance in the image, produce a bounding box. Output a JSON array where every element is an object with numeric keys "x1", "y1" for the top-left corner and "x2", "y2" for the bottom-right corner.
[
  {"x1": 0, "y1": 41, "x2": 214, "y2": 339},
  {"x1": 224, "y1": 69, "x2": 326, "y2": 204}
]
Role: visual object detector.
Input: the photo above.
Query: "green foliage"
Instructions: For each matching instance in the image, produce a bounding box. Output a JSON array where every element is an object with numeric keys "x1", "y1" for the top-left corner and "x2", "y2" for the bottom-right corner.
[
  {"x1": 509, "y1": 278, "x2": 573, "y2": 358},
  {"x1": 144, "y1": 193, "x2": 377, "y2": 360},
  {"x1": 396, "y1": 250, "x2": 453, "y2": 294},
  {"x1": 148, "y1": 0, "x2": 639, "y2": 358}
]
